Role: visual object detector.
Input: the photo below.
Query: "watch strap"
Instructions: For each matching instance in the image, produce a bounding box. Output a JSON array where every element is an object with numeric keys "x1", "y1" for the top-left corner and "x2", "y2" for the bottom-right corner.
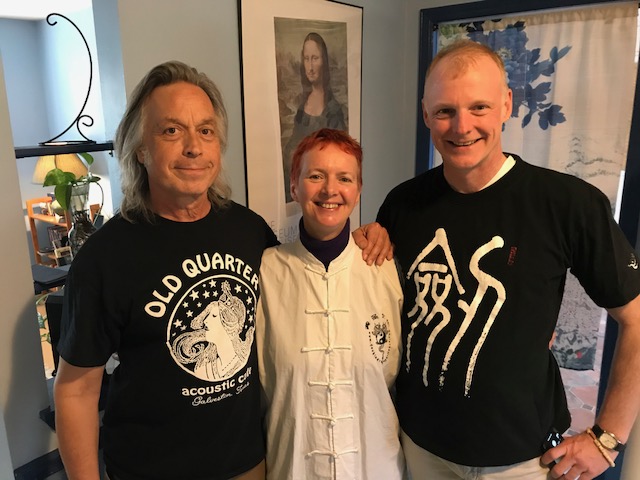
[{"x1": 592, "y1": 424, "x2": 626, "y2": 452}]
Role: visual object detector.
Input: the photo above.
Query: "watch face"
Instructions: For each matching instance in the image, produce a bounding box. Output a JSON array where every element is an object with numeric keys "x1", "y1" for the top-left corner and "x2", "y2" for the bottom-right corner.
[{"x1": 600, "y1": 433, "x2": 618, "y2": 450}]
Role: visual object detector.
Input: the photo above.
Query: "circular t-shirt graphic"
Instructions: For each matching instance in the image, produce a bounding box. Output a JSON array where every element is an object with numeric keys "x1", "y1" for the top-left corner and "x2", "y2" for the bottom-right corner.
[{"x1": 168, "y1": 276, "x2": 256, "y2": 381}]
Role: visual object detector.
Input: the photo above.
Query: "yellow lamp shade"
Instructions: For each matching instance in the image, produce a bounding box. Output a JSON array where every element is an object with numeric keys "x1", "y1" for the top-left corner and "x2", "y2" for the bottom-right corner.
[{"x1": 32, "y1": 153, "x2": 89, "y2": 184}]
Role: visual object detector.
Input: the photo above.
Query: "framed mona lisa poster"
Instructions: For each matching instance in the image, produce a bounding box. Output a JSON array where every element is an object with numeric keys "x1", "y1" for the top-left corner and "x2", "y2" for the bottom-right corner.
[{"x1": 239, "y1": 0, "x2": 362, "y2": 243}]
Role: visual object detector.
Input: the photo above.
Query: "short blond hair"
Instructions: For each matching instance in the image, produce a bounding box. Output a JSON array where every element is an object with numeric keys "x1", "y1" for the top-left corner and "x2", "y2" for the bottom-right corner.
[{"x1": 424, "y1": 40, "x2": 509, "y2": 96}]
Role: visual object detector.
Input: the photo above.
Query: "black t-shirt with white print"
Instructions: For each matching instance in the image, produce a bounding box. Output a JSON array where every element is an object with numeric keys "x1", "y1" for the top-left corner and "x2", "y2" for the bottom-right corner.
[
  {"x1": 58, "y1": 201, "x2": 278, "y2": 480},
  {"x1": 377, "y1": 156, "x2": 640, "y2": 466}
]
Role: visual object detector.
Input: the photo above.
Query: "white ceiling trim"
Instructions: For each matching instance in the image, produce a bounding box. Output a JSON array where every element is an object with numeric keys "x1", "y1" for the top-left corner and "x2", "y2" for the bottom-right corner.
[{"x1": 0, "y1": 0, "x2": 92, "y2": 21}]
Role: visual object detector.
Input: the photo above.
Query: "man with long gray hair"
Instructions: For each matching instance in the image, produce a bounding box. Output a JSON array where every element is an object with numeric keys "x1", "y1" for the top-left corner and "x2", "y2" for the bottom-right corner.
[{"x1": 54, "y1": 60, "x2": 274, "y2": 480}]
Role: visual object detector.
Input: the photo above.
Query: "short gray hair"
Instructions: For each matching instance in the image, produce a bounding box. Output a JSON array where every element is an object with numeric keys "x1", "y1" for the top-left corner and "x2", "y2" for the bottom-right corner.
[{"x1": 114, "y1": 61, "x2": 231, "y2": 223}]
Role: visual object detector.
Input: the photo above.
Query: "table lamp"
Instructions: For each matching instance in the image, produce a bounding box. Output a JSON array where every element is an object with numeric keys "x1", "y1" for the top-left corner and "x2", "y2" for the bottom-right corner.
[{"x1": 32, "y1": 153, "x2": 88, "y2": 184}]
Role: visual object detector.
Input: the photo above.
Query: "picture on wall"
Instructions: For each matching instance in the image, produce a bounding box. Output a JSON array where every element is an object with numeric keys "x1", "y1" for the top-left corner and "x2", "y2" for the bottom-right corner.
[{"x1": 239, "y1": 0, "x2": 362, "y2": 244}]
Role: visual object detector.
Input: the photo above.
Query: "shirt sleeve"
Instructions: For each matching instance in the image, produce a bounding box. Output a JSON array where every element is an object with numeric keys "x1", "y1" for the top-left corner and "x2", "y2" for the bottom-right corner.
[
  {"x1": 57, "y1": 238, "x2": 121, "y2": 367},
  {"x1": 570, "y1": 185, "x2": 640, "y2": 308}
]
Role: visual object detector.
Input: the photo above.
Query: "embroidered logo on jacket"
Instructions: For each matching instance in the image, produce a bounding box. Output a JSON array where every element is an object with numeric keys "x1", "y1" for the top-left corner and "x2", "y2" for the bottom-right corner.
[
  {"x1": 628, "y1": 253, "x2": 638, "y2": 270},
  {"x1": 366, "y1": 313, "x2": 391, "y2": 364}
]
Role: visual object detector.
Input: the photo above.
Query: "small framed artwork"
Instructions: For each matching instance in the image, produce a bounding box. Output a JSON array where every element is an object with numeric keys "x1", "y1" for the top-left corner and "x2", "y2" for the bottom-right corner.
[{"x1": 239, "y1": 0, "x2": 363, "y2": 243}]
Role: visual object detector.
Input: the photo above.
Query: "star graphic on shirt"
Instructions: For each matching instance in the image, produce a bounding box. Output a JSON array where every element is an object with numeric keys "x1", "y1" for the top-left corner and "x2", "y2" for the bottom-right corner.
[
  {"x1": 203, "y1": 290, "x2": 210, "y2": 299},
  {"x1": 182, "y1": 301, "x2": 188, "y2": 308},
  {"x1": 247, "y1": 297, "x2": 253, "y2": 305},
  {"x1": 190, "y1": 290, "x2": 199, "y2": 300},
  {"x1": 186, "y1": 310, "x2": 193, "y2": 318},
  {"x1": 235, "y1": 284, "x2": 242, "y2": 293},
  {"x1": 209, "y1": 279, "x2": 217, "y2": 288},
  {"x1": 173, "y1": 319, "x2": 183, "y2": 328}
]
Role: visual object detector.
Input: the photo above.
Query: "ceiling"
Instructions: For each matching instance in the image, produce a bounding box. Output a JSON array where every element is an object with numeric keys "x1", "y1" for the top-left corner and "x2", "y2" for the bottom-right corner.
[{"x1": 0, "y1": 0, "x2": 91, "y2": 20}]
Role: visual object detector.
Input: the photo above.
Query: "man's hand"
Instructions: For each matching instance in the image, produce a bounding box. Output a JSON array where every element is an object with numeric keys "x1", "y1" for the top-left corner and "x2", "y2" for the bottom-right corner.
[
  {"x1": 352, "y1": 222, "x2": 393, "y2": 266},
  {"x1": 541, "y1": 432, "x2": 616, "y2": 480}
]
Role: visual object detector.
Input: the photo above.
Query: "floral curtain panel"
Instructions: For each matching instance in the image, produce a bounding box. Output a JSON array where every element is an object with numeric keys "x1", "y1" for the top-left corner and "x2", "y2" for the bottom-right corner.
[{"x1": 435, "y1": 2, "x2": 638, "y2": 369}]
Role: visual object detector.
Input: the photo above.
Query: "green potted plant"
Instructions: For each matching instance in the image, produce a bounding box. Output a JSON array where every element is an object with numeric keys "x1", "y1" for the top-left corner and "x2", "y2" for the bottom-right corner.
[
  {"x1": 42, "y1": 152, "x2": 100, "y2": 211},
  {"x1": 42, "y1": 152, "x2": 102, "y2": 257}
]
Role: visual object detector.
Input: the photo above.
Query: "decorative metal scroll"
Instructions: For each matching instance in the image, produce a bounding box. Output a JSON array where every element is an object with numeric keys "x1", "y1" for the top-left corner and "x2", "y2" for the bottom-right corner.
[{"x1": 40, "y1": 13, "x2": 96, "y2": 146}]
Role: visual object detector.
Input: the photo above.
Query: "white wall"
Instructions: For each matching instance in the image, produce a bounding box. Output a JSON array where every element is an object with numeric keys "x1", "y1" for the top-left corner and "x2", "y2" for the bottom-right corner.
[
  {"x1": 92, "y1": 0, "x2": 125, "y2": 213},
  {"x1": 0, "y1": 19, "x2": 53, "y2": 207},
  {"x1": 0, "y1": 19, "x2": 49, "y2": 146},
  {"x1": 0, "y1": 54, "x2": 57, "y2": 470}
]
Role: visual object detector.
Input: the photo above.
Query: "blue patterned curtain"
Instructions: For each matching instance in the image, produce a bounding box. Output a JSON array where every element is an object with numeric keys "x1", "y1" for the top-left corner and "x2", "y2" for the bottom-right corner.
[{"x1": 435, "y1": 2, "x2": 639, "y2": 369}]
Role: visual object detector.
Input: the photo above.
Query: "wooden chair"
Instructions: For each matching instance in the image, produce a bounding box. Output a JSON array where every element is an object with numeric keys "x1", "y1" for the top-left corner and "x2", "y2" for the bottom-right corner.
[
  {"x1": 26, "y1": 197, "x2": 70, "y2": 265},
  {"x1": 27, "y1": 197, "x2": 101, "y2": 265}
]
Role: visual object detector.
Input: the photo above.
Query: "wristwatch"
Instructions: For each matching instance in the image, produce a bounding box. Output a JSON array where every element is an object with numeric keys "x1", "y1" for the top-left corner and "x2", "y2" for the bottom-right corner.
[{"x1": 592, "y1": 424, "x2": 626, "y2": 452}]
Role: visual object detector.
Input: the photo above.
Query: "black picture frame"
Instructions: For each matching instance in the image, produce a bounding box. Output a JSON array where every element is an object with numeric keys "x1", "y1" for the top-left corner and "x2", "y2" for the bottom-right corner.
[{"x1": 238, "y1": 0, "x2": 363, "y2": 243}]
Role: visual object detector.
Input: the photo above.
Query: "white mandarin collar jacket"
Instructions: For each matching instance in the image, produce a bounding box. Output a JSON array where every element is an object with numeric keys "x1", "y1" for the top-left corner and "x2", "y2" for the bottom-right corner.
[{"x1": 257, "y1": 237, "x2": 405, "y2": 480}]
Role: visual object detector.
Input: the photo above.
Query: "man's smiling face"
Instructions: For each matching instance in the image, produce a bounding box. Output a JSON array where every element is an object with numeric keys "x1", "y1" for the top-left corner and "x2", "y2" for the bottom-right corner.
[{"x1": 422, "y1": 54, "x2": 512, "y2": 192}]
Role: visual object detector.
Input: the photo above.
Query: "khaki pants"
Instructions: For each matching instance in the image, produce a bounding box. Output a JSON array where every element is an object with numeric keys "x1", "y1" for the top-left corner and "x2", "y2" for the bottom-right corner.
[{"x1": 401, "y1": 430, "x2": 550, "y2": 480}]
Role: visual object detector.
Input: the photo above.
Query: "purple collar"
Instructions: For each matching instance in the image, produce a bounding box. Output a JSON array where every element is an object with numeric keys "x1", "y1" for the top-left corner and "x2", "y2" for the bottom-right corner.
[{"x1": 299, "y1": 219, "x2": 350, "y2": 270}]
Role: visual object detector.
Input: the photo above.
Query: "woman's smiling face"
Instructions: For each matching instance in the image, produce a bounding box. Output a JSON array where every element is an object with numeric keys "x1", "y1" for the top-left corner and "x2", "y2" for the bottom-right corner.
[{"x1": 291, "y1": 143, "x2": 361, "y2": 241}]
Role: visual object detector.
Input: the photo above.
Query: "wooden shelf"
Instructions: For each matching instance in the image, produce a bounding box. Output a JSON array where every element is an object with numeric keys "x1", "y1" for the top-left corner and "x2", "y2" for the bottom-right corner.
[{"x1": 15, "y1": 141, "x2": 113, "y2": 159}]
